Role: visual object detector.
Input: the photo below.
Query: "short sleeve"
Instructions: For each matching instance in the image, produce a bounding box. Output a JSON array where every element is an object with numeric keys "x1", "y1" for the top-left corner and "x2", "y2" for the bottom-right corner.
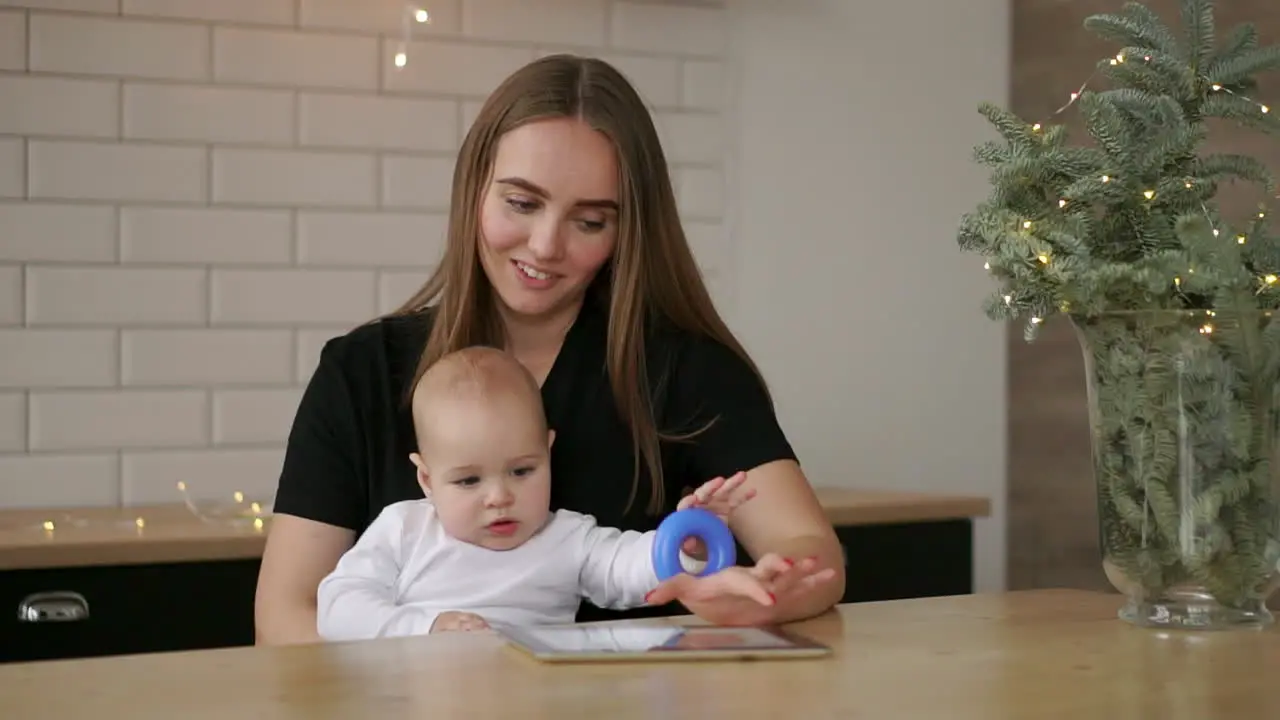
[
  {"x1": 273, "y1": 340, "x2": 369, "y2": 531},
  {"x1": 665, "y1": 335, "x2": 798, "y2": 485}
]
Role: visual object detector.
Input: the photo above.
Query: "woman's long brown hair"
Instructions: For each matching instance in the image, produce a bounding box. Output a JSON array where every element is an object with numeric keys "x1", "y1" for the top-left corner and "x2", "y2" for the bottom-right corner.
[{"x1": 388, "y1": 54, "x2": 771, "y2": 516}]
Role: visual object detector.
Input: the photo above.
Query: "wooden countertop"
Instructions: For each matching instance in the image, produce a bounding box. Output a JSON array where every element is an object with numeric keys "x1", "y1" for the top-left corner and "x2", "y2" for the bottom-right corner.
[
  {"x1": 0, "y1": 487, "x2": 990, "y2": 571},
  {"x1": 2, "y1": 589, "x2": 1276, "y2": 718}
]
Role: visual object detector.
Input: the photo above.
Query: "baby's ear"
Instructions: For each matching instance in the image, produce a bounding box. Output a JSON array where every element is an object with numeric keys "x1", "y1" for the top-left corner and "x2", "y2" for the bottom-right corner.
[{"x1": 408, "y1": 452, "x2": 430, "y2": 490}]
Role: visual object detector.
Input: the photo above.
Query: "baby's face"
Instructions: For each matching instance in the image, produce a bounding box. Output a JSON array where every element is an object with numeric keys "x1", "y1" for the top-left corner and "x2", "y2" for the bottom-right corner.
[{"x1": 412, "y1": 392, "x2": 552, "y2": 551}]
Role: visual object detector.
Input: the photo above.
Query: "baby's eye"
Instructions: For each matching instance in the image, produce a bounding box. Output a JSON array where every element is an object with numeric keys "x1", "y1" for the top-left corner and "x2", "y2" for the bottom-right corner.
[{"x1": 453, "y1": 476, "x2": 480, "y2": 487}]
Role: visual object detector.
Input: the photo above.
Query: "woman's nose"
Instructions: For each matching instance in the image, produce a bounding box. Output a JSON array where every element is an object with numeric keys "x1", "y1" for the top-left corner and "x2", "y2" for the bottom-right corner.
[{"x1": 526, "y1": 219, "x2": 565, "y2": 261}]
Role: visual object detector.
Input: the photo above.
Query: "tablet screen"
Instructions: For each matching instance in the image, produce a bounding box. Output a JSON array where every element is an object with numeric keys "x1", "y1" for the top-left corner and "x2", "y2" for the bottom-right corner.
[{"x1": 501, "y1": 623, "x2": 826, "y2": 658}]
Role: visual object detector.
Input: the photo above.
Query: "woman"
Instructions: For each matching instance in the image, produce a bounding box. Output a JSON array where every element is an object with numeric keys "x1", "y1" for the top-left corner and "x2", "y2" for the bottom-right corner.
[{"x1": 254, "y1": 54, "x2": 845, "y2": 645}]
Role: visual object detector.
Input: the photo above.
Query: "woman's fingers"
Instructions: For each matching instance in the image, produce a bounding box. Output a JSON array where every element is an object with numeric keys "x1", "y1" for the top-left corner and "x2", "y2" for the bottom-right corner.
[{"x1": 644, "y1": 567, "x2": 775, "y2": 608}]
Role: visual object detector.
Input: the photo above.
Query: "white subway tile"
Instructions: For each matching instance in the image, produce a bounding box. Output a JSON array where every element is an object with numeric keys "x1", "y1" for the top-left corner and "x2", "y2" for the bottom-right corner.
[
  {"x1": 0, "y1": 266, "x2": 20, "y2": 325},
  {"x1": 212, "y1": 148, "x2": 377, "y2": 207},
  {"x1": 300, "y1": 93, "x2": 456, "y2": 152},
  {"x1": 383, "y1": 39, "x2": 534, "y2": 96},
  {"x1": 654, "y1": 112, "x2": 721, "y2": 165},
  {"x1": 0, "y1": 392, "x2": 23, "y2": 452},
  {"x1": 213, "y1": 388, "x2": 302, "y2": 445},
  {"x1": 0, "y1": 76, "x2": 118, "y2": 138},
  {"x1": 214, "y1": 27, "x2": 377, "y2": 91},
  {"x1": 0, "y1": 0, "x2": 116, "y2": 12},
  {"x1": 0, "y1": 138, "x2": 22, "y2": 198},
  {"x1": 300, "y1": 0, "x2": 461, "y2": 35},
  {"x1": 124, "y1": 83, "x2": 295, "y2": 145},
  {"x1": 464, "y1": 0, "x2": 605, "y2": 46},
  {"x1": 0, "y1": 329, "x2": 116, "y2": 388},
  {"x1": 297, "y1": 211, "x2": 446, "y2": 267},
  {"x1": 29, "y1": 140, "x2": 206, "y2": 202},
  {"x1": 211, "y1": 269, "x2": 376, "y2": 325},
  {"x1": 0, "y1": 203, "x2": 116, "y2": 263},
  {"x1": 295, "y1": 327, "x2": 349, "y2": 382},
  {"x1": 382, "y1": 155, "x2": 454, "y2": 209},
  {"x1": 378, "y1": 270, "x2": 430, "y2": 314},
  {"x1": 0, "y1": 454, "x2": 119, "y2": 509},
  {"x1": 27, "y1": 266, "x2": 207, "y2": 326},
  {"x1": 120, "y1": 207, "x2": 292, "y2": 265},
  {"x1": 122, "y1": 0, "x2": 294, "y2": 26},
  {"x1": 0, "y1": 11, "x2": 27, "y2": 71},
  {"x1": 684, "y1": 220, "x2": 726, "y2": 272},
  {"x1": 676, "y1": 168, "x2": 722, "y2": 219},
  {"x1": 682, "y1": 60, "x2": 725, "y2": 110},
  {"x1": 610, "y1": 2, "x2": 726, "y2": 56},
  {"x1": 122, "y1": 329, "x2": 293, "y2": 386},
  {"x1": 30, "y1": 14, "x2": 210, "y2": 80},
  {"x1": 604, "y1": 54, "x2": 680, "y2": 108},
  {"x1": 460, "y1": 99, "x2": 483, "y2": 138},
  {"x1": 122, "y1": 448, "x2": 282, "y2": 504},
  {"x1": 29, "y1": 389, "x2": 208, "y2": 450}
]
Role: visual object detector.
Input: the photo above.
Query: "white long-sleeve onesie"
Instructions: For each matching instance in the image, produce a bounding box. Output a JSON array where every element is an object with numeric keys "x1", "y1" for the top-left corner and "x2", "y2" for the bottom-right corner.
[{"x1": 315, "y1": 500, "x2": 660, "y2": 641}]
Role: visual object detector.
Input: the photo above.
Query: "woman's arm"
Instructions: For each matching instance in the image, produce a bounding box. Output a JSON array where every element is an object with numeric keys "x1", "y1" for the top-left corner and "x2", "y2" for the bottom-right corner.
[
  {"x1": 657, "y1": 333, "x2": 845, "y2": 624},
  {"x1": 254, "y1": 515, "x2": 354, "y2": 645},
  {"x1": 728, "y1": 459, "x2": 846, "y2": 621},
  {"x1": 254, "y1": 336, "x2": 371, "y2": 644}
]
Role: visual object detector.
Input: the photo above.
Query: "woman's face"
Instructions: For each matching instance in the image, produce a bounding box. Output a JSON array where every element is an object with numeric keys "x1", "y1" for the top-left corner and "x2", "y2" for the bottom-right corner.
[{"x1": 478, "y1": 117, "x2": 620, "y2": 324}]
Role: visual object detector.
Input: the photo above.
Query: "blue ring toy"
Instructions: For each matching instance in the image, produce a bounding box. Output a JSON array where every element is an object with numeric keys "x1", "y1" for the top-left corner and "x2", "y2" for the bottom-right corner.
[{"x1": 651, "y1": 507, "x2": 737, "y2": 580}]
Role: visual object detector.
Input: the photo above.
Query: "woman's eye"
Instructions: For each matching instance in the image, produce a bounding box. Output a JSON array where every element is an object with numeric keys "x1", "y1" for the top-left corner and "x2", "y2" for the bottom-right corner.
[
  {"x1": 512, "y1": 466, "x2": 535, "y2": 477},
  {"x1": 575, "y1": 218, "x2": 607, "y2": 234},
  {"x1": 505, "y1": 197, "x2": 538, "y2": 214}
]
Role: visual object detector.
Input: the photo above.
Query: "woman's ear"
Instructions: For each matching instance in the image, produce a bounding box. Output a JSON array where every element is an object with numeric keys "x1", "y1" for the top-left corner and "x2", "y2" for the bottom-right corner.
[
  {"x1": 408, "y1": 452, "x2": 431, "y2": 495},
  {"x1": 547, "y1": 429, "x2": 556, "y2": 450}
]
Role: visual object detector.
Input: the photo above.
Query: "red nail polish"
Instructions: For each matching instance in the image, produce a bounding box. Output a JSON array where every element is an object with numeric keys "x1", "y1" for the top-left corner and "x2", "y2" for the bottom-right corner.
[
  {"x1": 783, "y1": 558, "x2": 794, "y2": 567},
  {"x1": 768, "y1": 592, "x2": 777, "y2": 604}
]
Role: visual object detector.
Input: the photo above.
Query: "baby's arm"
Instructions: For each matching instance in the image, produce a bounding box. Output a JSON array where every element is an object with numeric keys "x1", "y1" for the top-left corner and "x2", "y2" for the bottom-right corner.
[
  {"x1": 315, "y1": 506, "x2": 440, "y2": 640},
  {"x1": 576, "y1": 518, "x2": 659, "y2": 611}
]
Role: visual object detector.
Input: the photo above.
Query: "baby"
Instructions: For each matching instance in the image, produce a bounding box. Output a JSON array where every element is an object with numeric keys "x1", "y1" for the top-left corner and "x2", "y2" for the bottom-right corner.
[{"x1": 315, "y1": 345, "x2": 753, "y2": 640}]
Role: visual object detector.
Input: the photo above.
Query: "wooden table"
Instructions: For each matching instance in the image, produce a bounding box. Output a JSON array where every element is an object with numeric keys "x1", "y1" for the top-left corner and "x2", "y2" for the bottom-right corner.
[
  {"x1": 0, "y1": 488, "x2": 991, "y2": 663},
  {"x1": 1, "y1": 589, "x2": 1275, "y2": 719}
]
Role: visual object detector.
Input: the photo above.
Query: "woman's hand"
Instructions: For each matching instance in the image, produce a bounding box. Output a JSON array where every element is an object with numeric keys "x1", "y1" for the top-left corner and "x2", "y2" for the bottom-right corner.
[
  {"x1": 430, "y1": 611, "x2": 491, "y2": 633},
  {"x1": 643, "y1": 553, "x2": 838, "y2": 626}
]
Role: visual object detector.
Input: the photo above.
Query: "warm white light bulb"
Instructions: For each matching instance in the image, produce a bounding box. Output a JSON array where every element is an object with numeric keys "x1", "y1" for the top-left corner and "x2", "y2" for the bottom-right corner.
[
  {"x1": 1262, "y1": 105, "x2": 1271, "y2": 114},
  {"x1": 414, "y1": 9, "x2": 429, "y2": 22},
  {"x1": 1058, "y1": 199, "x2": 1067, "y2": 208},
  {"x1": 1143, "y1": 189, "x2": 1155, "y2": 199},
  {"x1": 135, "y1": 517, "x2": 146, "y2": 529},
  {"x1": 394, "y1": 52, "x2": 407, "y2": 67},
  {"x1": 1213, "y1": 229, "x2": 1221, "y2": 237},
  {"x1": 233, "y1": 490, "x2": 244, "y2": 504},
  {"x1": 1238, "y1": 235, "x2": 1247, "y2": 244},
  {"x1": 1022, "y1": 220, "x2": 1032, "y2": 229},
  {"x1": 42, "y1": 520, "x2": 55, "y2": 531}
]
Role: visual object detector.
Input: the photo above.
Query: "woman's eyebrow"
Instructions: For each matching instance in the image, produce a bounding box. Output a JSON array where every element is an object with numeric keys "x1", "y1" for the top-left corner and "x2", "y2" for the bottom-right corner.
[{"x1": 496, "y1": 176, "x2": 618, "y2": 210}]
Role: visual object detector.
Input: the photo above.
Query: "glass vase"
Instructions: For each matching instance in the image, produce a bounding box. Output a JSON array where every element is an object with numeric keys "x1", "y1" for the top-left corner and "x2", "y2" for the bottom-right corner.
[{"x1": 1072, "y1": 310, "x2": 1280, "y2": 630}]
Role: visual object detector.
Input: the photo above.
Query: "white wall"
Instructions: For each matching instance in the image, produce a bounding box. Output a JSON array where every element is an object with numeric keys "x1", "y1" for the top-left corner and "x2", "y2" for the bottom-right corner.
[
  {"x1": 726, "y1": 0, "x2": 1010, "y2": 592},
  {"x1": 0, "y1": 0, "x2": 732, "y2": 507},
  {"x1": 0, "y1": 0, "x2": 1008, "y2": 592}
]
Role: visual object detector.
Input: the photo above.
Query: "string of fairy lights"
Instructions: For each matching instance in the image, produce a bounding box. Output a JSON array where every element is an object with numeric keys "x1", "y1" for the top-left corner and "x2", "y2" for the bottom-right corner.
[
  {"x1": 394, "y1": 5, "x2": 432, "y2": 68},
  {"x1": 997, "y1": 50, "x2": 1277, "y2": 329}
]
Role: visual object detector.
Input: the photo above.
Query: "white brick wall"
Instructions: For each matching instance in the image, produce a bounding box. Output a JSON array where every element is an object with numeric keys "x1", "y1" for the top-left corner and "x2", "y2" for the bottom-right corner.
[{"x1": 0, "y1": 0, "x2": 730, "y2": 509}]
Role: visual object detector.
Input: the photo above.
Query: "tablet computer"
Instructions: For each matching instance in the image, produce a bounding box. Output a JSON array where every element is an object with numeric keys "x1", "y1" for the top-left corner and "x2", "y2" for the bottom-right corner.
[{"x1": 496, "y1": 623, "x2": 832, "y2": 663}]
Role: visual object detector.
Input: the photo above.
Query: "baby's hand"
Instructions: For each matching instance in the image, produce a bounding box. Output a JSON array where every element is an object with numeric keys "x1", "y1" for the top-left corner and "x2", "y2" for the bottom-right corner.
[
  {"x1": 430, "y1": 611, "x2": 491, "y2": 633},
  {"x1": 677, "y1": 471, "x2": 755, "y2": 523}
]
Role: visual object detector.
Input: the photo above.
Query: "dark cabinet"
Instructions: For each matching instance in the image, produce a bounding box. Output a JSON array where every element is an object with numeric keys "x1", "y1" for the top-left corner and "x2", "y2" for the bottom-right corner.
[{"x1": 0, "y1": 559, "x2": 260, "y2": 663}]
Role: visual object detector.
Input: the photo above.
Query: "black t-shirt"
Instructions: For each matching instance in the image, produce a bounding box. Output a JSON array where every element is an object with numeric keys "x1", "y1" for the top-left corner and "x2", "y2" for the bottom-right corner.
[{"x1": 274, "y1": 294, "x2": 797, "y2": 622}]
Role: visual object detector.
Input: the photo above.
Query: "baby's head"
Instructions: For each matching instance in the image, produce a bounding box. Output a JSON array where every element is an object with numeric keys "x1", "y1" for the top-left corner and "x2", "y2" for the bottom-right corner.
[{"x1": 408, "y1": 346, "x2": 554, "y2": 551}]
